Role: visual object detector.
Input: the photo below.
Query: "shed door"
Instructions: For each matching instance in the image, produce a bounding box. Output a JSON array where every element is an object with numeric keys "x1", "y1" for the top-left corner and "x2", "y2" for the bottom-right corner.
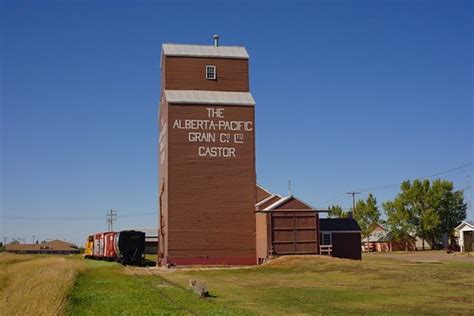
[
  {"x1": 271, "y1": 212, "x2": 318, "y2": 255},
  {"x1": 464, "y1": 231, "x2": 473, "y2": 252}
]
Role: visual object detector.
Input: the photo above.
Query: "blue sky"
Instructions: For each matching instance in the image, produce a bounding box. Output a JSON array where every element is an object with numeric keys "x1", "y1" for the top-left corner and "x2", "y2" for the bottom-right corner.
[{"x1": 1, "y1": 0, "x2": 473, "y2": 245}]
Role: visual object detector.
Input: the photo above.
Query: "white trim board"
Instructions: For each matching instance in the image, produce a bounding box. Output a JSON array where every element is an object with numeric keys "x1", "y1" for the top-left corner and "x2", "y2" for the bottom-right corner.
[
  {"x1": 164, "y1": 90, "x2": 255, "y2": 106},
  {"x1": 256, "y1": 194, "x2": 280, "y2": 207}
]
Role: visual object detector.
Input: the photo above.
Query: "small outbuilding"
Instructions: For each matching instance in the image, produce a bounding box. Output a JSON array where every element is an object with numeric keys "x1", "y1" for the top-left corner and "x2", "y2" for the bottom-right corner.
[
  {"x1": 255, "y1": 186, "x2": 363, "y2": 263},
  {"x1": 320, "y1": 218, "x2": 362, "y2": 260},
  {"x1": 455, "y1": 221, "x2": 474, "y2": 252},
  {"x1": 256, "y1": 195, "x2": 320, "y2": 264}
]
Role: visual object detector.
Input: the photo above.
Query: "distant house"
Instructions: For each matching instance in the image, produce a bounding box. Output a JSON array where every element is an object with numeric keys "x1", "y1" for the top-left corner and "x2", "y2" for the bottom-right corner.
[
  {"x1": 455, "y1": 221, "x2": 474, "y2": 252},
  {"x1": 5, "y1": 239, "x2": 80, "y2": 254},
  {"x1": 362, "y1": 224, "x2": 391, "y2": 252},
  {"x1": 362, "y1": 225, "x2": 434, "y2": 251}
]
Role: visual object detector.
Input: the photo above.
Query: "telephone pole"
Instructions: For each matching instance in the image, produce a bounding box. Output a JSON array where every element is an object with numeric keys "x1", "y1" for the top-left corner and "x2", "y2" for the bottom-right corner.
[
  {"x1": 468, "y1": 174, "x2": 472, "y2": 220},
  {"x1": 106, "y1": 209, "x2": 117, "y2": 232},
  {"x1": 347, "y1": 191, "x2": 361, "y2": 211}
]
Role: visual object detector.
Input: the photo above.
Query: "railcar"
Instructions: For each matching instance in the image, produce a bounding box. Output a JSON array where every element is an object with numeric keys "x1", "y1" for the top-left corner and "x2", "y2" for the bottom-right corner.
[
  {"x1": 84, "y1": 235, "x2": 94, "y2": 258},
  {"x1": 84, "y1": 230, "x2": 145, "y2": 265}
]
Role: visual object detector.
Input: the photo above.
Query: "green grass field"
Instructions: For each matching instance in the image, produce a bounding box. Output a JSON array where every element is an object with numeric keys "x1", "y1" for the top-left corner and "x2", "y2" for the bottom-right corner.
[
  {"x1": 2, "y1": 252, "x2": 473, "y2": 315},
  {"x1": 66, "y1": 260, "x2": 245, "y2": 315},
  {"x1": 157, "y1": 254, "x2": 474, "y2": 315}
]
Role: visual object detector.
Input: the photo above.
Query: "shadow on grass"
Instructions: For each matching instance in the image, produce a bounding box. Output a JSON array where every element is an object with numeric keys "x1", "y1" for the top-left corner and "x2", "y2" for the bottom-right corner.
[{"x1": 139, "y1": 258, "x2": 157, "y2": 267}]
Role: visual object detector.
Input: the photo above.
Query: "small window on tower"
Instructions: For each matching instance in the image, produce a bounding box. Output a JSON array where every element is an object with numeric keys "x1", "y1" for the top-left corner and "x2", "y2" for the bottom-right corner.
[{"x1": 206, "y1": 65, "x2": 216, "y2": 80}]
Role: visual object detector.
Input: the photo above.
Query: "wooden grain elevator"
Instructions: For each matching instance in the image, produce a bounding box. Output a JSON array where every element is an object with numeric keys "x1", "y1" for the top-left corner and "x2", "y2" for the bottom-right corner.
[{"x1": 158, "y1": 37, "x2": 257, "y2": 265}]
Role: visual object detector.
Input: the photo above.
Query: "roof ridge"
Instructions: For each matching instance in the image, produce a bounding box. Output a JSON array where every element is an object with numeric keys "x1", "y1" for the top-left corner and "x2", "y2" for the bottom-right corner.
[
  {"x1": 163, "y1": 43, "x2": 246, "y2": 48},
  {"x1": 161, "y1": 43, "x2": 249, "y2": 60}
]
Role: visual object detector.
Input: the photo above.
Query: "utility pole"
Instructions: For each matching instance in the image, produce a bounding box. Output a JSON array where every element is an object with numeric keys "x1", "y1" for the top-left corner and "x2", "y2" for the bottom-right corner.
[
  {"x1": 32, "y1": 235, "x2": 36, "y2": 244},
  {"x1": 468, "y1": 174, "x2": 472, "y2": 220},
  {"x1": 106, "y1": 209, "x2": 117, "y2": 232},
  {"x1": 347, "y1": 191, "x2": 361, "y2": 211},
  {"x1": 288, "y1": 180, "x2": 292, "y2": 195}
]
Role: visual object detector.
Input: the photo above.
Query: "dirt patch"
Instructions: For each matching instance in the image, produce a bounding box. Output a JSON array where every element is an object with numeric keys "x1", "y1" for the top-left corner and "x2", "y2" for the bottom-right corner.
[
  {"x1": 442, "y1": 296, "x2": 472, "y2": 303},
  {"x1": 124, "y1": 265, "x2": 255, "y2": 275},
  {"x1": 366, "y1": 251, "x2": 474, "y2": 263},
  {"x1": 260, "y1": 255, "x2": 335, "y2": 267}
]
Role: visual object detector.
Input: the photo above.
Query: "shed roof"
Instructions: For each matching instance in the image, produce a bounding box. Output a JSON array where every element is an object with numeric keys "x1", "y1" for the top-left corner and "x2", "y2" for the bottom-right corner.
[
  {"x1": 455, "y1": 220, "x2": 474, "y2": 231},
  {"x1": 320, "y1": 218, "x2": 361, "y2": 232},
  {"x1": 262, "y1": 195, "x2": 316, "y2": 211},
  {"x1": 164, "y1": 90, "x2": 255, "y2": 106},
  {"x1": 256, "y1": 194, "x2": 280, "y2": 208},
  {"x1": 263, "y1": 196, "x2": 293, "y2": 211},
  {"x1": 162, "y1": 43, "x2": 249, "y2": 59}
]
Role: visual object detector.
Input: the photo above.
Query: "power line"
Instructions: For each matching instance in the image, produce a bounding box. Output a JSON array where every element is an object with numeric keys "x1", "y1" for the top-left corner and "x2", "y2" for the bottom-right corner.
[
  {"x1": 317, "y1": 162, "x2": 473, "y2": 207},
  {"x1": 0, "y1": 212, "x2": 155, "y2": 221},
  {"x1": 355, "y1": 163, "x2": 473, "y2": 193}
]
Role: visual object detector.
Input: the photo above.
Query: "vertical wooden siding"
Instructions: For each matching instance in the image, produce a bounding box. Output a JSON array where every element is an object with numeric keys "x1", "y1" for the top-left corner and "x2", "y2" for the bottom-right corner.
[
  {"x1": 164, "y1": 56, "x2": 249, "y2": 92},
  {"x1": 164, "y1": 104, "x2": 256, "y2": 264}
]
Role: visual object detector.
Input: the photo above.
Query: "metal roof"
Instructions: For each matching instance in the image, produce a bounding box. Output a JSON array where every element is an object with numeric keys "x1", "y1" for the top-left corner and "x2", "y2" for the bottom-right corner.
[
  {"x1": 320, "y1": 218, "x2": 361, "y2": 232},
  {"x1": 162, "y1": 43, "x2": 249, "y2": 59},
  {"x1": 164, "y1": 90, "x2": 255, "y2": 106}
]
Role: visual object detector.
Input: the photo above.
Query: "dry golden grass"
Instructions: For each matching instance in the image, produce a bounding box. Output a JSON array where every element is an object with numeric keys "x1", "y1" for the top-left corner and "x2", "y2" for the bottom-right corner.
[{"x1": 0, "y1": 253, "x2": 85, "y2": 316}]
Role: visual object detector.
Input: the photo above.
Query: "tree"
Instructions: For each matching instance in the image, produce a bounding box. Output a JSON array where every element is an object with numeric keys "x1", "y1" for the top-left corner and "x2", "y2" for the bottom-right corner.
[
  {"x1": 328, "y1": 205, "x2": 348, "y2": 218},
  {"x1": 383, "y1": 180, "x2": 438, "y2": 250},
  {"x1": 383, "y1": 179, "x2": 466, "y2": 250},
  {"x1": 430, "y1": 179, "x2": 467, "y2": 243},
  {"x1": 383, "y1": 197, "x2": 416, "y2": 251},
  {"x1": 353, "y1": 193, "x2": 381, "y2": 251},
  {"x1": 410, "y1": 180, "x2": 439, "y2": 250}
]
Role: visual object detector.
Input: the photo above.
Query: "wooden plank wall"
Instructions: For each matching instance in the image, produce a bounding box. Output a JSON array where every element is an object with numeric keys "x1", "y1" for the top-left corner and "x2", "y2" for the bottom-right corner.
[{"x1": 164, "y1": 56, "x2": 249, "y2": 92}]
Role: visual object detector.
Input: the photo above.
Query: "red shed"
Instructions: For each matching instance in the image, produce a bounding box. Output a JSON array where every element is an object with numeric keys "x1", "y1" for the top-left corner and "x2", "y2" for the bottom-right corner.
[
  {"x1": 256, "y1": 195, "x2": 321, "y2": 264},
  {"x1": 256, "y1": 189, "x2": 363, "y2": 262}
]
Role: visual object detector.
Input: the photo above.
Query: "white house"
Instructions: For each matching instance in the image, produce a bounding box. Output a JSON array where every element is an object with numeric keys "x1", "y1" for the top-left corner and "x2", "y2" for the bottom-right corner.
[{"x1": 455, "y1": 221, "x2": 474, "y2": 252}]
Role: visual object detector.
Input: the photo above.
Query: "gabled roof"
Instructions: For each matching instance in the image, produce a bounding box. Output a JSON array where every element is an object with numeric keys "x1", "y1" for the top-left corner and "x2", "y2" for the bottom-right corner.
[
  {"x1": 263, "y1": 195, "x2": 293, "y2": 211},
  {"x1": 162, "y1": 43, "x2": 249, "y2": 59},
  {"x1": 164, "y1": 90, "x2": 255, "y2": 106},
  {"x1": 320, "y1": 218, "x2": 361, "y2": 232},
  {"x1": 455, "y1": 220, "x2": 474, "y2": 231},
  {"x1": 255, "y1": 194, "x2": 280, "y2": 207},
  {"x1": 263, "y1": 195, "x2": 316, "y2": 211},
  {"x1": 256, "y1": 184, "x2": 273, "y2": 197}
]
